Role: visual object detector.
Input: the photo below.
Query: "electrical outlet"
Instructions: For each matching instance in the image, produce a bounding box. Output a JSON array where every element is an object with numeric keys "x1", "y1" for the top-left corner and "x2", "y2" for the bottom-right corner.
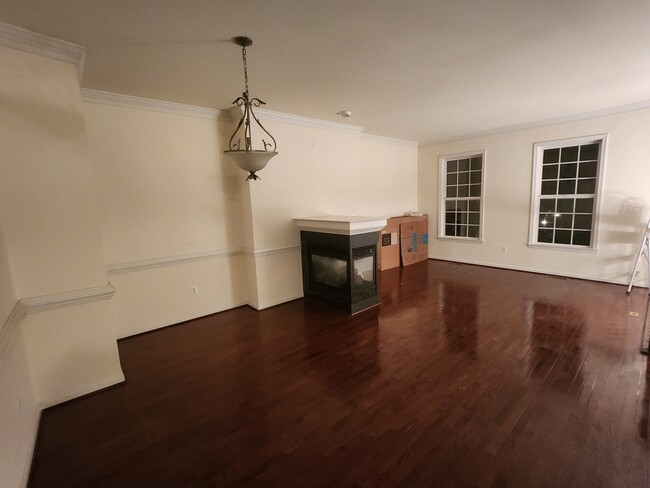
[
  {"x1": 501, "y1": 245, "x2": 508, "y2": 253},
  {"x1": 190, "y1": 286, "x2": 199, "y2": 295}
]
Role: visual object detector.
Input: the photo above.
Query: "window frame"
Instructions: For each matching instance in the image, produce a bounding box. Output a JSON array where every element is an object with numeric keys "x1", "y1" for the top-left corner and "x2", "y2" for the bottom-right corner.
[
  {"x1": 437, "y1": 150, "x2": 486, "y2": 243},
  {"x1": 527, "y1": 134, "x2": 608, "y2": 252}
]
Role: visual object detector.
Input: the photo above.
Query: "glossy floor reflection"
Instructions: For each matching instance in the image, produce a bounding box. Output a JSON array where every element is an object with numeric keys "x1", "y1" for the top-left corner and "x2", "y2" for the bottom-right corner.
[{"x1": 29, "y1": 260, "x2": 649, "y2": 487}]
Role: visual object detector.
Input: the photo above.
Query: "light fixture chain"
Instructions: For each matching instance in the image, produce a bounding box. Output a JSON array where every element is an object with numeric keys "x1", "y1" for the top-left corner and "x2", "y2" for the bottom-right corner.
[{"x1": 242, "y1": 45, "x2": 249, "y2": 95}]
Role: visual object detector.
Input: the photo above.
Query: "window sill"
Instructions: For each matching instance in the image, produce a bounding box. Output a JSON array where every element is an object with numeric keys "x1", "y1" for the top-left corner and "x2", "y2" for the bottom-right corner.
[
  {"x1": 437, "y1": 236, "x2": 484, "y2": 244},
  {"x1": 526, "y1": 243, "x2": 599, "y2": 254}
]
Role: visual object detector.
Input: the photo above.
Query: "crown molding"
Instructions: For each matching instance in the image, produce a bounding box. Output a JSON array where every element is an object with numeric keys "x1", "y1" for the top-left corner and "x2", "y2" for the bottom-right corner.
[
  {"x1": 420, "y1": 99, "x2": 650, "y2": 147},
  {"x1": 0, "y1": 21, "x2": 85, "y2": 80},
  {"x1": 81, "y1": 89, "x2": 415, "y2": 142},
  {"x1": 253, "y1": 108, "x2": 364, "y2": 135},
  {"x1": 360, "y1": 133, "x2": 418, "y2": 148},
  {"x1": 20, "y1": 283, "x2": 115, "y2": 314},
  {"x1": 107, "y1": 248, "x2": 244, "y2": 274},
  {"x1": 81, "y1": 89, "x2": 231, "y2": 121}
]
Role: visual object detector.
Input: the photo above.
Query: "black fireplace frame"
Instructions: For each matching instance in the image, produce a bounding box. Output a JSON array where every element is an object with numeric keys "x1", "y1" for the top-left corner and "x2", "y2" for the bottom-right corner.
[{"x1": 300, "y1": 230, "x2": 379, "y2": 314}]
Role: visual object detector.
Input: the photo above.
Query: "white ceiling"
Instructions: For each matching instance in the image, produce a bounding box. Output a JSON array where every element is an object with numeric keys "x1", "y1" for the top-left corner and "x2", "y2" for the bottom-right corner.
[{"x1": 2, "y1": 0, "x2": 650, "y2": 142}]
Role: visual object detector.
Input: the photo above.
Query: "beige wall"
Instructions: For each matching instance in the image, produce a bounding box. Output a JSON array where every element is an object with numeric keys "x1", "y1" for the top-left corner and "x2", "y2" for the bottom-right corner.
[
  {"x1": 83, "y1": 102, "x2": 248, "y2": 337},
  {"x1": 418, "y1": 109, "x2": 650, "y2": 285},
  {"x1": 249, "y1": 124, "x2": 418, "y2": 250},
  {"x1": 0, "y1": 46, "x2": 123, "y2": 404},
  {"x1": 0, "y1": 44, "x2": 124, "y2": 488},
  {"x1": 83, "y1": 103, "x2": 244, "y2": 262},
  {"x1": 0, "y1": 224, "x2": 16, "y2": 325},
  {"x1": 0, "y1": 219, "x2": 37, "y2": 488},
  {"x1": 0, "y1": 46, "x2": 106, "y2": 298},
  {"x1": 0, "y1": 327, "x2": 38, "y2": 488}
]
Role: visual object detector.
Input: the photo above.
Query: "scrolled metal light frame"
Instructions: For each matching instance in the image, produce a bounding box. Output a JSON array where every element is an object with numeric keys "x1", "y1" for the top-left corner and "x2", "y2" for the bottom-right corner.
[{"x1": 224, "y1": 36, "x2": 278, "y2": 181}]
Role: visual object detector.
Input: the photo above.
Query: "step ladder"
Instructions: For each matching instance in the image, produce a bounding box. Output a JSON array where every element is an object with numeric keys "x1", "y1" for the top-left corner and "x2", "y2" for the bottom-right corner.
[
  {"x1": 627, "y1": 218, "x2": 650, "y2": 294},
  {"x1": 627, "y1": 219, "x2": 650, "y2": 355}
]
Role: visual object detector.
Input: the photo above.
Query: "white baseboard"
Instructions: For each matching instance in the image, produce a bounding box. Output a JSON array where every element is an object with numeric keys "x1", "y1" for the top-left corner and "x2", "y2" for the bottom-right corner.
[
  {"x1": 19, "y1": 408, "x2": 41, "y2": 488},
  {"x1": 429, "y1": 255, "x2": 630, "y2": 287},
  {"x1": 117, "y1": 302, "x2": 249, "y2": 340},
  {"x1": 253, "y1": 294, "x2": 304, "y2": 311},
  {"x1": 39, "y1": 372, "x2": 126, "y2": 410}
]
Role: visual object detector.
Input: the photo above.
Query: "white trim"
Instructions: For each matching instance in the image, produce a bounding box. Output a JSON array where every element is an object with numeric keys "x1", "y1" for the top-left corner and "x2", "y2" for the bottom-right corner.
[
  {"x1": 436, "y1": 237, "x2": 484, "y2": 244},
  {"x1": 107, "y1": 246, "x2": 301, "y2": 274},
  {"x1": 0, "y1": 301, "x2": 27, "y2": 368},
  {"x1": 0, "y1": 21, "x2": 85, "y2": 80},
  {"x1": 359, "y1": 133, "x2": 418, "y2": 148},
  {"x1": 21, "y1": 283, "x2": 115, "y2": 314},
  {"x1": 117, "y1": 302, "x2": 248, "y2": 339},
  {"x1": 526, "y1": 242, "x2": 599, "y2": 254},
  {"x1": 254, "y1": 294, "x2": 304, "y2": 311},
  {"x1": 428, "y1": 256, "x2": 631, "y2": 287},
  {"x1": 294, "y1": 216, "x2": 387, "y2": 235},
  {"x1": 107, "y1": 248, "x2": 243, "y2": 274},
  {"x1": 20, "y1": 409, "x2": 41, "y2": 488},
  {"x1": 527, "y1": 134, "x2": 607, "y2": 251},
  {"x1": 420, "y1": 101, "x2": 650, "y2": 146},
  {"x1": 80, "y1": 89, "x2": 373, "y2": 137},
  {"x1": 81, "y1": 89, "x2": 231, "y2": 120},
  {"x1": 254, "y1": 108, "x2": 364, "y2": 134},
  {"x1": 38, "y1": 372, "x2": 125, "y2": 409},
  {"x1": 438, "y1": 150, "x2": 486, "y2": 241},
  {"x1": 243, "y1": 244, "x2": 301, "y2": 257}
]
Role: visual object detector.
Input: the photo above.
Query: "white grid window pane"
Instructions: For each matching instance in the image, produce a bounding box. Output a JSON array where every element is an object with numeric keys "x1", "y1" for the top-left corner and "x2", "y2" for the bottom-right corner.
[
  {"x1": 531, "y1": 137, "x2": 604, "y2": 249},
  {"x1": 441, "y1": 153, "x2": 484, "y2": 240}
]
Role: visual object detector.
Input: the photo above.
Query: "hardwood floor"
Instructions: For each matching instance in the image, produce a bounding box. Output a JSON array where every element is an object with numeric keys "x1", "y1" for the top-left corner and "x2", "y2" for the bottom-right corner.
[{"x1": 29, "y1": 260, "x2": 649, "y2": 487}]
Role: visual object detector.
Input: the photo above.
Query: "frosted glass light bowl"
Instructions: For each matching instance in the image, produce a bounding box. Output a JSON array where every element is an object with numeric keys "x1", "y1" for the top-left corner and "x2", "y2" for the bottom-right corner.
[{"x1": 224, "y1": 150, "x2": 278, "y2": 178}]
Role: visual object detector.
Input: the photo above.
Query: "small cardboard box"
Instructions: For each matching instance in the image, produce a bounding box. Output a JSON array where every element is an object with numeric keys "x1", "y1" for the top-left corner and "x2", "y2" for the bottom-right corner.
[{"x1": 379, "y1": 219, "x2": 400, "y2": 270}]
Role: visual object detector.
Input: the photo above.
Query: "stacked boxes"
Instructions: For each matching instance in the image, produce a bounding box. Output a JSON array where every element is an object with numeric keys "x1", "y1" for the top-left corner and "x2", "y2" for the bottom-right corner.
[{"x1": 379, "y1": 215, "x2": 428, "y2": 270}]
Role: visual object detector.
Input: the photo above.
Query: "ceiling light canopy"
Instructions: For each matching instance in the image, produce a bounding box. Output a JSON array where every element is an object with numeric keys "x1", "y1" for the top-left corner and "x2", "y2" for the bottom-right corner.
[{"x1": 224, "y1": 36, "x2": 277, "y2": 181}]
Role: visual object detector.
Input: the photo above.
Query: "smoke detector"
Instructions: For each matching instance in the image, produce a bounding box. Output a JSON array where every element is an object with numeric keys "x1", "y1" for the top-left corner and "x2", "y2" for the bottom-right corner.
[{"x1": 337, "y1": 110, "x2": 352, "y2": 118}]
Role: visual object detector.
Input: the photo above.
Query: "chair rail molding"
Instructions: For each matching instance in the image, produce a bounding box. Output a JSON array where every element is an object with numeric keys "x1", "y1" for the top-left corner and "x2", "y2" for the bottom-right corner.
[
  {"x1": 107, "y1": 248, "x2": 244, "y2": 274},
  {"x1": 20, "y1": 283, "x2": 116, "y2": 314},
  {"x1": 0, "y1": 301, "x2": 27, "y2": 368}
]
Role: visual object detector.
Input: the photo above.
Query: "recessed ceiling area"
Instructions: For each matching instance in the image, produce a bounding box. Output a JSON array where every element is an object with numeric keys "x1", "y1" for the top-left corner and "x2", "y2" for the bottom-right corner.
[{"x1": 1, "y1": 0, "x2": 650, "y2": 142}]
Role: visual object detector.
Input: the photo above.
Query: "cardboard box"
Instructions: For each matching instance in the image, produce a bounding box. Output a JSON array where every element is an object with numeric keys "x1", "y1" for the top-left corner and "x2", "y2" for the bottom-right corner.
[
  {"x1": 379, "y1": 219, "x2": 400, "y2": 270},
  {"x1": 378, "y1": 215, "x2": 428, "y2": 270},
  {"x1": 399, "y1": 220, "x2": 428, "y2": 266}
]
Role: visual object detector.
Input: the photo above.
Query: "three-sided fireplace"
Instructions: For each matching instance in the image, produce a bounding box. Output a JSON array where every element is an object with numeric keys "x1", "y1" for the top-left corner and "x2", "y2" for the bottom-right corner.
[{"x1": 295, "y1": 216, "x2": 387, "y2": 314}]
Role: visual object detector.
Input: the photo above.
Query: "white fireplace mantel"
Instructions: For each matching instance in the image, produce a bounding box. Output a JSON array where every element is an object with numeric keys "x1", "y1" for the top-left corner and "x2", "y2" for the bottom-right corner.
[{"x1": 294, "y1": 215, "x2": 387, "y2": 235}]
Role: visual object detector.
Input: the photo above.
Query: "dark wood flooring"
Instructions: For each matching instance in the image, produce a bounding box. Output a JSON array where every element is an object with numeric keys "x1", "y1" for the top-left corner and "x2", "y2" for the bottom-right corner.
[{"x1": 29, "y1": 260, "x2": 649, "y2": 487}]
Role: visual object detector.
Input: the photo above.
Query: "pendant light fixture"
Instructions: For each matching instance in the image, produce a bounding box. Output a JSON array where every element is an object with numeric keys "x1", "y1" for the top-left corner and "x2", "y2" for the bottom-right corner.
[{"x1": 224, "y1": 36, "x2": 278, "y2": 181}]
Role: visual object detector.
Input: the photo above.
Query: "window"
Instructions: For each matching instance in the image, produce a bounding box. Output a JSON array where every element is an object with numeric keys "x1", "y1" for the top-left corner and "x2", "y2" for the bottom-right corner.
[
  {"x1": 529, "y1": 135, "x2": 607, "y2": 250},
  {"x1": 438, "y1": 151, "x2": 485, "y2": 240}
]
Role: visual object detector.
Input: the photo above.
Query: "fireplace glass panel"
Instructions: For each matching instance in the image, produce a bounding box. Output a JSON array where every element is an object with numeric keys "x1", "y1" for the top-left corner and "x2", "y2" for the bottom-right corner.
[
  {"x1": 353, "y1": 255, "x2": 375, "y2": 286},
  {"x1": 311, "y1": 254, "x2": 348, "y2": 289}
]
